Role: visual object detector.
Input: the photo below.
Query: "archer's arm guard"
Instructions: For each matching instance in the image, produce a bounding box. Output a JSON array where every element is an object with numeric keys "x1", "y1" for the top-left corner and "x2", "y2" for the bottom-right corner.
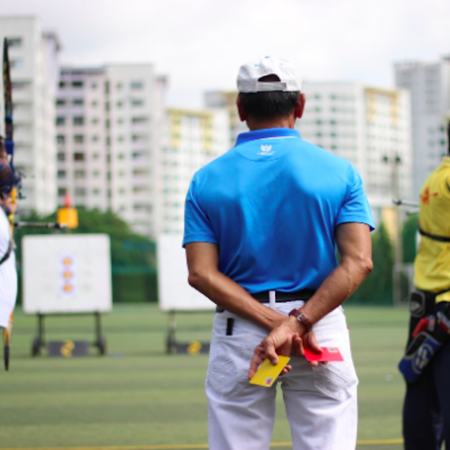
[{"x1": 399, "y1": 304, "x2": 450, "y2": 383}]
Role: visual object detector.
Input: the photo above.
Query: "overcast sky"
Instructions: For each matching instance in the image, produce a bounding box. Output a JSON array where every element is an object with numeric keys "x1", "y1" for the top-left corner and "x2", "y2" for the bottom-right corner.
[{"x1": 1, "y1": 0, "x2": 450, "y2": 108}]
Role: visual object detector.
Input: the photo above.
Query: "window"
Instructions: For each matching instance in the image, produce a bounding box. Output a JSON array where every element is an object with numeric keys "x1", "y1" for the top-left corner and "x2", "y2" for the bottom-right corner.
[
  {"x1": 71, "y1": 81, "x2": 83, "y2": 88},
  {"x1": 73, "y1": 135, "x2": 84, "y2": 144},
  {"x1": 117, "y1": 101, "x2": 123, "y2": 108},
  {"x1": 130, "y1": 81, "x2": 144, "y2": 90},
  {"x1": 132, "y1": 117, "x2": 149, "y2": 124},
  {"x1": 57, "y1": 152, "x2": 66, "y2": 162},
  {"x1": 7, "y1": 37, "x2": 22, "y2": 48},
  {"x1": 58, "y1": 187, "x2": 67, "y2": 196},
  {"x1": 131, "y1": 99, "x2": 144, "y2": 107},
  {"x1": 56, "y1": 117, "x2": 65, "y2": 126},
  {"x1": 91, "y1": 82, "x2": 98, "y2": 89},
  {"x1": 56, "y1": 99, "x2": 66, "y2": 106},
  {"x1": 74, "y1": 187, "x2": 86, "y2": 196},
  {"x1": 93, "y1": 153, "x2": 100, "y2": 159},
  {"x1": 59, "y1": 81, "x2": 66, "y2": 89},
  {"x1": 73, "y1": 152, "x2": 85, "y2": 161},
  {"x1": 10, "y1": 59, "x2": 23, "y2": 69},
  {"x1": 93, "y1": 170, "x2": 100, "y2": 176},
  {"x1": 116, "y1": 82, "x2": 123, "y2": 90},
  {"x1": 91, "y1": 135, "x2": 99, "y2": 142},
  {"x1": 91, "y1": 118, "x2": 99, "y2": 124},
  {"x1": 93, "y1": 188, "x2": 100, "y2": 195},
  {"x1": 11, "y1": 81, "x2": 30, "y2": 91},
  {"x1": 91, "y1": 100, "x2": 98, "y2": 107},
  {"x1": 57, "y1": 135, "x2": 65, "y2": 144},
  {"x1": 57, "y1": 170, "x2": 66, "y2": 179},
  {"x1": 72, "y1": 98, "x2": 84, "y2": 106},
  {"x1": 73, "y1": 116, "x2": 84, "y2": 126},
  {"x1": 74, "y1": 169, "x2": 86, "y2": 179}
]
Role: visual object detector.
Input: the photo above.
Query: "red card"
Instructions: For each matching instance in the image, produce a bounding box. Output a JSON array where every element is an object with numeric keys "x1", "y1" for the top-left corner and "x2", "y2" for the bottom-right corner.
[{"x1": 303, "y1": 347, "x2": 344, "y2": 362}]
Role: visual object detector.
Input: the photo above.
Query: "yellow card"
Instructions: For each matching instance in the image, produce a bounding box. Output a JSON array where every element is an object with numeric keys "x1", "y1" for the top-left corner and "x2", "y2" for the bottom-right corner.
[{"x1": 249, "y1": 356, "x2": 290, "y2": 388}]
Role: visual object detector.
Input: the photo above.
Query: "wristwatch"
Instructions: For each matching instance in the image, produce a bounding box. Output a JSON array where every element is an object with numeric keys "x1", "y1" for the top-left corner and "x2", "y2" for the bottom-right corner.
[{"x1": 288, "y1": 309, "x2": 313, "y2": 331}]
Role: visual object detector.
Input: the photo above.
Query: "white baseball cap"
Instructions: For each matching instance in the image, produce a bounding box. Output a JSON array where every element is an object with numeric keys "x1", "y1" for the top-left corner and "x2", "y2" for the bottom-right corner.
[{"x1": 237, "y1": 56, "x2": 302, "y2": 93}]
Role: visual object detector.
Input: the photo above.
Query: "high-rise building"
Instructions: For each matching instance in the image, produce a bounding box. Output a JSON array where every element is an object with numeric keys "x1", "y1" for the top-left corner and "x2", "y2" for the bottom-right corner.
[
  {"x1": 394, "y1": 57, "x2": 450, "y2": 198},
  {"x1": 156, "y1": 108, "x2": 229, "y2": 234},
  {"x1": 0, "y1": 16, "x2": 61, "y2": 215},
  {"x1": 56, "y1": 64, "x2": 167, "y2": 237},
  {"x1": 204, "y1": 91, "x2": 247, "y2": 147},
  {"x1": 297, "y1": 82, "x2": 412, "y2": 209},
  {"x1": 206, "y1": 84, "x2": 413, "y2": 215}
]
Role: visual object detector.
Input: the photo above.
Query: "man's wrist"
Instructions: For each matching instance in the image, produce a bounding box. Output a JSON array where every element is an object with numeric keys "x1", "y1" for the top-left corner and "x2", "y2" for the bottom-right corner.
[{"x1": 288, "y1": 309, "x2": 313, "y2": 331}]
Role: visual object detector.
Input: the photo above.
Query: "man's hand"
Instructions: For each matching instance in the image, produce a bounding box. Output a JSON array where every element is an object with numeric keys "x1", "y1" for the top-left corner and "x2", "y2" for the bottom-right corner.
[
  {"x1": 248, "y1": 317, "x2": 322, "y2": 380},
  {"x1": 0, "y1": 193, "x2": 17, "y2": 214}
]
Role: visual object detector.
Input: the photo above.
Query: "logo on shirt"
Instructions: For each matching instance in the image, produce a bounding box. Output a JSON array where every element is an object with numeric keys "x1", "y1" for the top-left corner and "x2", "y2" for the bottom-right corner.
[
  {"x1": 420, "y1": 187, "x2": 439, "y2": 204},
  {"x1": 257, "y1": 144, "x2": 274, "y2": 156}
]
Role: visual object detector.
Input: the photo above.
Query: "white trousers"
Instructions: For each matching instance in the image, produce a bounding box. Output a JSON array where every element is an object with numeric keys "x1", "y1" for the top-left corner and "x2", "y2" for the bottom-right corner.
[{"x1": 206, "y1": 301, "x2": 358, "y2": 450}]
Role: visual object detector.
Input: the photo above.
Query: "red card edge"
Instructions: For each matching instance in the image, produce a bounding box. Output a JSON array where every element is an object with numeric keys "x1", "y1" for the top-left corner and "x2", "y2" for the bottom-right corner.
[{"x1": 304, "y1": 347, "x2": 343, "y2": 362}]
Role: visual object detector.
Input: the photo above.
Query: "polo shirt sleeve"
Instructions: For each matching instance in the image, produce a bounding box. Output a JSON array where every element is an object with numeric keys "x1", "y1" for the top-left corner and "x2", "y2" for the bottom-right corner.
[
  {"x1": 336, "y1": 166, "x2": 375, "y2": 231},
  {"x1": 183, "y1": 176, "x2": 218, "y2": 247}
]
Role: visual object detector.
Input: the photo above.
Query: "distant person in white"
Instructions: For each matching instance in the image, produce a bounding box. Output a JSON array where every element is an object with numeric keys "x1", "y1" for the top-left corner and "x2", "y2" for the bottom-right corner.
[{"x1": 0, "y1": 136, "x2": 17, "y2": 329}]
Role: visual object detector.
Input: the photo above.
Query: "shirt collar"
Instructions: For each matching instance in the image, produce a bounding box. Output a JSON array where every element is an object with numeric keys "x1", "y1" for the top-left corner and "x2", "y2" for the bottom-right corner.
[{"x1": 235, "y1": 128, "x2": 301, "y2": 146}]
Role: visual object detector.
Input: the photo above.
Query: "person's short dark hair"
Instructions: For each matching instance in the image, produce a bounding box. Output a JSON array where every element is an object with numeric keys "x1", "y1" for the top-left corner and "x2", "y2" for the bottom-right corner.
[{"x1": 238, "y1": 91, "x2": 300, "y2": 121}]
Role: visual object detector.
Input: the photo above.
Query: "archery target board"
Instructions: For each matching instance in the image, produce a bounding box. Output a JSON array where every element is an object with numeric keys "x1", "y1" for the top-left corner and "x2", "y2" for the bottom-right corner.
[
  {"x1": 22, "y1": 234, "x2": 112, "y2": 314},
  {"x1": 157, "y1": 234, "x2": 215, "y2": 311}
]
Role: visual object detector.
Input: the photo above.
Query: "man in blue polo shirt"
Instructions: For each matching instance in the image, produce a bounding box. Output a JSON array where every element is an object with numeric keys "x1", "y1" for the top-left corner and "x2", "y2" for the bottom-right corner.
[{"x1": 184, "y1": 56, "x2": 374, "y2": 450}]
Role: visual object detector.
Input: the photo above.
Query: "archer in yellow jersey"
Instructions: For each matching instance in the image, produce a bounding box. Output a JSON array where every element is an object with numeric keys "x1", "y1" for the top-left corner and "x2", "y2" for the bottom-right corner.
[
  {"x1": 403, "y1": 130, "x2": 450, "y2": 450},
  {"x1": 415, "y1": 156, "x2": 450, "y2": 301}
]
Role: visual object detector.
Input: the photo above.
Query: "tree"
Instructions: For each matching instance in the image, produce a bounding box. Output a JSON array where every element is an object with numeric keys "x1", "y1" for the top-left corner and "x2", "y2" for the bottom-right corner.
[
  {"x1": 349, "y1": 222, "x2": 394, "y2": 305},
  {"x1": 402, "y1": 213, "x2": 418, "y2": 263}
]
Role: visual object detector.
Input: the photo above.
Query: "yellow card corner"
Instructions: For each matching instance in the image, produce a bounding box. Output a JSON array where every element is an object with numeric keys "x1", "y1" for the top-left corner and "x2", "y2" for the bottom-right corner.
[{"x1": 249, "y1": 356, "x2": 290, "y2": 388}]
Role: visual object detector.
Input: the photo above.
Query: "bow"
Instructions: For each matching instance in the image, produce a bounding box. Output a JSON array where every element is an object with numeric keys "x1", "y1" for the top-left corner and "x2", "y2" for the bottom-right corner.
[
  {"x1": 3, "y1": 38, "x2": 23, "y2": 218},
  {"x1": 2, "y1": 37, "x2": 21, "y2": 371}
]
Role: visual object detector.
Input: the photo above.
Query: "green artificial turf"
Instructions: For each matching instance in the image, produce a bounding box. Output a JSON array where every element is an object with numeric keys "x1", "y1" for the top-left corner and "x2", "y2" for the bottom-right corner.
[{"x1": 0, "y1": 305, "x2": 409, "y2": 449}]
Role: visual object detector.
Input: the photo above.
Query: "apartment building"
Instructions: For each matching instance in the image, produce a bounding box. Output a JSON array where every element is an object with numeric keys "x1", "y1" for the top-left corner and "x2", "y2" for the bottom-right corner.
[
  {"x1": 156, "y1": 108, "x2": 229, "y2": 234},
  {"x1": 204, "y1": 91, "x2": 247, "y2": 147},
  {"x1": 394, "y1": 57, "x2": 450, "y2": 198},
  {"x1": 0, "y1": 16, "x2": 60, "y2": 215},
  {"x1": 298, "y1": 82, "x2": 412, "y2": 208},
  {"x1": 56, "y1": 64, "x2": 167, "y2": 237}
]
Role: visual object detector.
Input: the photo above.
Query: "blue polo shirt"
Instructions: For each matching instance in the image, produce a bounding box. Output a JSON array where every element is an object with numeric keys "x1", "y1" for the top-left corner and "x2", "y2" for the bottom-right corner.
[{"x1": 183, "y1": 128, "x2": 374, "y2": 294}]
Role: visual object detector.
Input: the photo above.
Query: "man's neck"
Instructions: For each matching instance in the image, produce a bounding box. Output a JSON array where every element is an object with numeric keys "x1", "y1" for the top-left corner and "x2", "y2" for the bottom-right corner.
[{"x1": 246, "y1": 115, "x2": 296, "y2": 131}]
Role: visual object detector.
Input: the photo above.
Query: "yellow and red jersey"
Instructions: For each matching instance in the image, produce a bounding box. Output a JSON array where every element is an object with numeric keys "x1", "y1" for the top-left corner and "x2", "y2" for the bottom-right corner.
[{"x1": 415, "y1": 156, "x2": 450, "y2": 301}]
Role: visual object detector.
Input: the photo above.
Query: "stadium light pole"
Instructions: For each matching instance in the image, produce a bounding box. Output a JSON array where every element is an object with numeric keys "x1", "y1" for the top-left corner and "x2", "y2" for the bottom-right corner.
[{"x1": 383, "y1": 153, "x2": 403, "y2": 303}]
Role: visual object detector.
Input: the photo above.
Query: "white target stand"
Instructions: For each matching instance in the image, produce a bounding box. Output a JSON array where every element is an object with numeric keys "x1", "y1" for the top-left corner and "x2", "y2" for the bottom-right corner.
[
  {"x1": 157, "y1": 234, "x2": 215, "y2": 354},
  {"x1": 22, "y1": 234, "x2": 112, "y2": 357}
]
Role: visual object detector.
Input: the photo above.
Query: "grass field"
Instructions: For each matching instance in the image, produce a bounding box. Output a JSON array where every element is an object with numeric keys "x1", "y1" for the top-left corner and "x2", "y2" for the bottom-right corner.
[{"x1": 0, "y1": 305, "x2": 410, "y2": 449}]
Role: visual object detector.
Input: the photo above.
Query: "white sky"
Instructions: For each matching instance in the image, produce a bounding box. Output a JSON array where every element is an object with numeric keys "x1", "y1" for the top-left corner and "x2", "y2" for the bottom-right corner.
[{"x1": 1, "y1": 0, "x2": 450, "y2": 108}]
